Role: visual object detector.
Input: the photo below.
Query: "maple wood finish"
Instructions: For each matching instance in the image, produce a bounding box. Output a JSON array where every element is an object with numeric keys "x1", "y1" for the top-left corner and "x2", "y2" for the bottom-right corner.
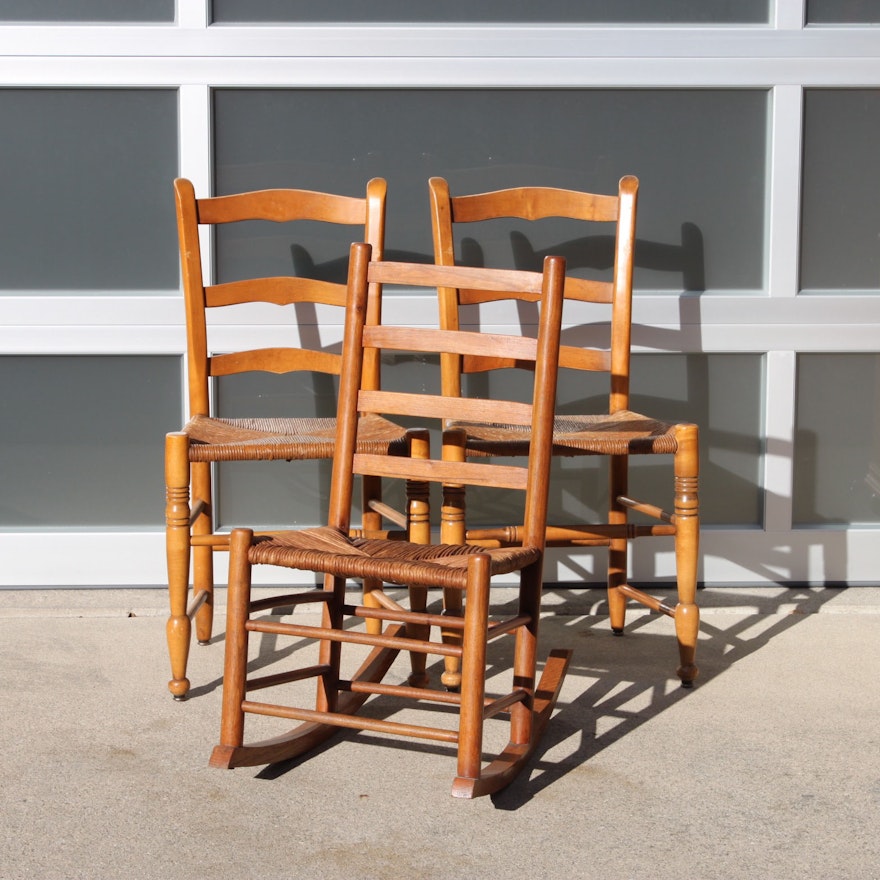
[
  {"x1": 210, "y1": 243, "x2": 572, "y2": 798},
  {"x1": 166, "y1": 178, "x2": 410, "y2": 699},
  {"x1": 429, "y1": 176, "x2": 700, "y2": 686}
]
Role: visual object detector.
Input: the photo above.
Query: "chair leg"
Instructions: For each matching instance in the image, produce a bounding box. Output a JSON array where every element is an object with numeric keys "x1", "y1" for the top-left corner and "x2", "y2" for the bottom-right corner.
[
  {"x1": 165, "y1": 432, "x2": 193, "y2": 700},
  {"x1": 607, "y1": 453, "x2": 629, "y2": 635},
  {"x1": 211, "y1": 529, "x2": 253, "y2": 766},
  {"x1": 454, "y1": 554, "x2": 490, "y2": 789},
  {"x1": 673, "y1": 424, "x2": 700, "y2": 687},
  {"x1": 361, "y1": 473, "x2": 384, "y2": 636},
  {"x1": 509, "y1": 562, "x2": 542, "y2": 745},
  {"x1": 190, "y1": 459, "x2": 214, "y2": 646},
  {"x1": 452, "y1": 559, "x2": 573, "y2": 799},
  {"x1": 316, "y1": 573, "x2": 346, "y2": 714},
  {"x1": 440, "y1": 429, "x2": 467, "y2": 689}
]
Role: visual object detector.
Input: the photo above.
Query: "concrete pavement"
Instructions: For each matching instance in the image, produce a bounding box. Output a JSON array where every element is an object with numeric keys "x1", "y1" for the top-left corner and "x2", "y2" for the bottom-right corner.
[{"x1": 1, "y1": 585, "x2": 878, "y2": 880}]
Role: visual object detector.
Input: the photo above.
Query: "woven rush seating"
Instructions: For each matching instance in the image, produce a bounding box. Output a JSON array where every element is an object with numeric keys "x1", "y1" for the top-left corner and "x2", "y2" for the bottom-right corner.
[
  {"x1": 248, "y1": 526, "x2": 541, "y2": 584},
  {"x1": 182, "y1": 414, "x2": 407, "y2": 461},
  {"x1": 457, "y1": 411, "x2": 682, "y2": 457}
]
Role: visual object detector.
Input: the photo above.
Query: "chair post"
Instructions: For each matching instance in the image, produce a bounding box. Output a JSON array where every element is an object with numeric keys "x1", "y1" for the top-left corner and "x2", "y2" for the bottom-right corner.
[
  {"x1": 510, "y1": 561, "x2": 543, "y2": 745},
  {"x1": 210, "y1": 528, "x2": 254, "y2": 768},
  {"x1": 405, "y1": 428, "x2": 431, "y2": 688},
  {"x1": 607, "y1": 453, "x2": 629, "y2": 634},
  {"x1": 316, "y1": 574, "x2": 346, "y2": 714},
  {"x1": 165, "y1": 431, "x2": 193, "y2": 700},
  {"x1": 360, "y1": 473, "x2": 384, "y2": 636},
  {"x1": 455, "y1": 553, "x2": 491, "y2": 785},
  {"x1": 440, "y1": 428, "x2": 467, "y2": 689},
  {"x1": 673, "y1": 423, "x2": 700, "y2": 686}
]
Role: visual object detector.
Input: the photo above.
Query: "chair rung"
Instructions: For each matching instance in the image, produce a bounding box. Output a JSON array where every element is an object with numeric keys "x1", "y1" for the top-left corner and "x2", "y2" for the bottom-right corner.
[
  {"x1": 186, "y1": 588, "x2": 210, "y2": 620},
  {"x1": 245, "y1": 618, "x2": 463, "y2": 658},
  {"x1": 247, "y1": 663, "x2": 331, "y2": 692},
  {"x1": 343, "y1": 678, "x2": 463, "y2": 706},
  {"x1": 249, "y1": 589, "x2": 331, "y2": 613},
  {"x1": 617, "y1": 583, "x2": 676, "y2": 617},
  {"x1": 467, "y1": 521, "x2": 676, "y2": 547},
  {"x1": 191, "y1": 534, "x2": 229, "y2": 548},
  {"x1": 365, "y1": 499, "x2": 407, "y2": 529},
  {"x1": 347, "y1": 603, "x2": 465, "y2": 631},
  {"x1": 349, "y1": 605, "x2": 526, "y2": 640},
  {"x1": 344, "y1": 678, "x2": 524, "y2": 716},
  {"x1": 617, "y1": 495, "x2": 674, "y2": 524},
  {"x1": 487, "y1": 615, "x2": 530, "y2": 640},
  {"x1": 359, "y1": 590, "x2": 406, "y2": 613},
  {"x1": 241, "y1": 700, "x2": 460, "y2": 743}
]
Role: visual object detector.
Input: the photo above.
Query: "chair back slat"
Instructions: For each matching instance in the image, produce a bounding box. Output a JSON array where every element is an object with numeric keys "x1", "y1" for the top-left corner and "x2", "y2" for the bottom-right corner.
[
  {"x1": 367, "y1": 260, "x2": 544, "y2": 295},
  {"x1": 457, "y1": 276, "x2": 612, "y2": 306},
  {"x1": 196, "y1": 187, "x2": 369, "y2": 226},
  {"x1": 461, "y1": 346, "x2": 610, "y2": 376},
  {"x1": 363, "y1": 326, "x2": 539, "y2": 362},
  {"x1": 448, "y1": 185, "x2": 620, "y2": 224},
  {"x1": 357, "y1": 390, "x2": 534, "y2": 427}
]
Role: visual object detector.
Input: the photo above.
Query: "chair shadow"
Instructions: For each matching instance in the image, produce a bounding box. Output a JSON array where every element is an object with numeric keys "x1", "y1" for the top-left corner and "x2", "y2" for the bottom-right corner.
[
  {"x1": 489, "y1": 584, "x2": 840, "y2": 809},
  {"x1": 206, "y1": 585, "x2": 840, "y2": 807}
]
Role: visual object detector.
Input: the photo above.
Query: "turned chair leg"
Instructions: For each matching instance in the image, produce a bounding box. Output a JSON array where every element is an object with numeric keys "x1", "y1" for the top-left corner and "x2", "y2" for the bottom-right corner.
[
  {"x1": 165, "y1": 432, "x2": 193, "y2": 700},
  {"x1": 673, "y1": 423, "x2": 700, "y2": 687},
  {"x1": 607, "y1": 453, "x2": 629, "y2": 635}
]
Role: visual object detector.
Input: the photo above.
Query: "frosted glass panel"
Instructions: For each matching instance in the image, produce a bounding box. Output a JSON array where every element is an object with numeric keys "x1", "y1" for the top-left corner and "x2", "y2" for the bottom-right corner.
[
  {"x1": 212, "y1": 0, "x2": 767, "y2": 24},
  {"x1": 214, "y1": 371, "x2": 340, "y2": 529},
  {"x1": 0, "y1": 356, "x2": 182, "y2": 528},
  {"x1": 800, "y1": 89, "x2": 880, "y2": 292},
  {"x1": 806, "y1": 0, "x2": 880, "y2": 23},
  {"x1": 794, "y1": 355, "x2": 880, "y2": 526},
  {"x1": 213, "y1": 359, "x2": 427, "y2": 528},
  {"x1": 214, "y1": 353, "x2": 763, "y2": 529},
  {"x1": 0, "y1": 0, "x2": 173, "y2": 21},
  {"x1": 214, "y1": 89, "x2": 768, "y2": 293},
  {"x1": 0, "y1": 89, "x2": 178, "y2": 292}
]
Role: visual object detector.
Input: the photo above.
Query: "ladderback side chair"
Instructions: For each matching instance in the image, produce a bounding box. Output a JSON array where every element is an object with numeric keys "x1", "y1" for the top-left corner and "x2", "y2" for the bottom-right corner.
[
  {"x1": 210, "y1": 243, "x2": 572, "y2": 798},
  {"x1": 166, "y1": 177, "x2": 410, "y2": 700},
  {"x1": 429, "y1": 175, "x2": 700, "y2": 687}
]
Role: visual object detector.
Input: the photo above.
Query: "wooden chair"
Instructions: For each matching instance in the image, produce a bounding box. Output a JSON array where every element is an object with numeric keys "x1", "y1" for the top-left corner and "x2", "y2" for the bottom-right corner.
[
  {"x1": 166, "y1": 178, "x2": 410, "y2": 700},
  {"x1": 429, "y1": 175, "x2": 700, "y2": 687},
  {"x1": 210, "y1": 243, "x2": 572, "y2": 798}
]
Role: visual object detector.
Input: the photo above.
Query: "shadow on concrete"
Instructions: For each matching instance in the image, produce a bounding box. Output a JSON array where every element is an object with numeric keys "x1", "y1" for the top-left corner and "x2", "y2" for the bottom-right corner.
[{"x1": 187, "y1": 585, "x2": 841, "y2": 809}]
